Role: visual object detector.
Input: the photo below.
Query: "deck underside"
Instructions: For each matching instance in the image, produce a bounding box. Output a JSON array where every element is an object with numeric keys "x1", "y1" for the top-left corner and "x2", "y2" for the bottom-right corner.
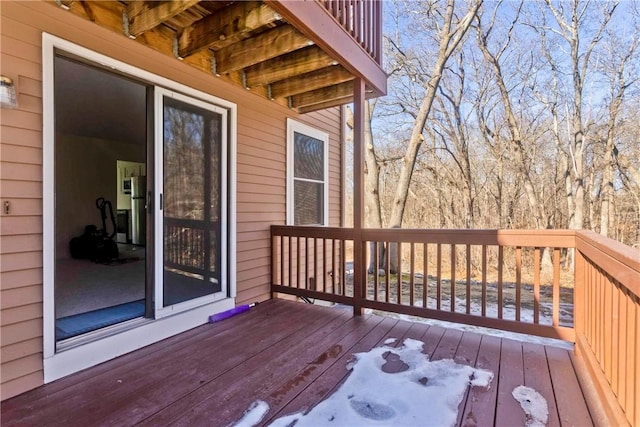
[{"x1": 1, "y1": 299, "x2": 596, "y2": 426}]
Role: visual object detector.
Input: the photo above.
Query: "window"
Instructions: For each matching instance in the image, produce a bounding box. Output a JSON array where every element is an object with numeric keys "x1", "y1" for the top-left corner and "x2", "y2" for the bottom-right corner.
[{"x1": 287, "y1": 119, "x2": 329, "y2": 226}]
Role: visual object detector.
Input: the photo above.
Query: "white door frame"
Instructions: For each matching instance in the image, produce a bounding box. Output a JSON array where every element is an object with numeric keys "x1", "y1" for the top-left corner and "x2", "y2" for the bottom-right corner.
[
  {"x1": 154, "y1": 88, "x2": 229, "y2": 317},
  {"x1": 42, "y1": 33, "x2": 237, "y2": 381}
]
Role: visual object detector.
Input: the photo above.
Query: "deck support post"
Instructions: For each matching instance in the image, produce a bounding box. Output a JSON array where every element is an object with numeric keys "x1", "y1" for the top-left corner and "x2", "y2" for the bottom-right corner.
[{"x1": 352, "y1": 78, "x2": 365, "y2": 316}]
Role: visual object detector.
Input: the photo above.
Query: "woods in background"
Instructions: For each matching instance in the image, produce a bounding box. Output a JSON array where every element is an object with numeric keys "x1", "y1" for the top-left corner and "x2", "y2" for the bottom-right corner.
[{"x1": 347, "y1": 0, "x2": 640, "y2": 249}]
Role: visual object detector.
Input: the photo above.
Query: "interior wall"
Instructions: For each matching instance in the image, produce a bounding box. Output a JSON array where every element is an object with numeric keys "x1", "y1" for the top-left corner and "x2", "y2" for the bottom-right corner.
[{"x1": 55, "y1": 134, "x2": 145, "y2": 259}]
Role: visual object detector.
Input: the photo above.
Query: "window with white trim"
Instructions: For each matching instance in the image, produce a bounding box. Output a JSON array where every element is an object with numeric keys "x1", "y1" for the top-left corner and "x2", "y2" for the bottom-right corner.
[{"x1": 287, "y1": 119, "x2": 329, "y2": 226}]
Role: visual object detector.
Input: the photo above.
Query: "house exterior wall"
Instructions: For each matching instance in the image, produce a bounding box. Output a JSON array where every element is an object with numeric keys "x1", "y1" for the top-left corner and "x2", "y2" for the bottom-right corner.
[{"x1": 0, "y1": 1, "x2": 343, "y2": 400}]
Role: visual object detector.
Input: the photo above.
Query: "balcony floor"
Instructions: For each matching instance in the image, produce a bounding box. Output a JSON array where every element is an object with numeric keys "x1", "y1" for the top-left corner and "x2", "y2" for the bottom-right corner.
[{"x1": 1, "y1": 299, "x2": 597, "y2": 426}]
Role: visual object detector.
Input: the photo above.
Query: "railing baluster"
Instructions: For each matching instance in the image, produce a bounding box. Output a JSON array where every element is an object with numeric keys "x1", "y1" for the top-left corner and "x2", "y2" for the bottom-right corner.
[
  {"x1": 423, "y1": 243, "x2": 428, "y2": 308},
  {"x1": 627, "y1": 296, "x2": 640, "y2": 426},
  {"x1": 436, "y1": 243, "x2": 442, "y2": 310},
  {"x1": 323, "y1": 238, "x2": 327, "y2": 293},
  {"x1": 313, "y1": 237, "x2": 318, "y2": 291},
  {"x1": 617, "y1": 286, "x2": 628, "y2": 407},
  {"x1": 374, "y1": 241, "x2": 379, "y2": 301},
  {"x1": 279, "y1": 235, "x2": 284, "y2": 286},
  {"x1": 297, "y1": 237, "x2": 302, "y2": 288},
  {"x1": 605, "y1": 278, "x2": 626, "y2": 392},
  {"x1": 516, "y1": 246, "x2": 522, "y2": 322},
  {"x1": 534, "y1": 247, "x2": 540, "y2": 324},
  {"x1": 397, "y1": 242, "x2": 402, "y2": 305},
  {"x1": 482, "y1": 245, "x2": 487, "y2": 317},
  {"x1": 340, "y1": 239, "x2": 346, "y2": 295},
  {"x1": 304, "y1": 237, "x2": 309, "y2": 289},
  {"x1": 385, "y1": 241, "x2": 390, "y2": 303},
  {"x1": 410, "y1": 243, "x2": 415, "y2": 307},
  {"x1": 330, "y1": 238, "x2": 336, "y2": 294},
  {"x1": 466, "y1": 244, "x2": 471, "y2": 315},
  {"x1": 498, "y1": 246, "x2": 503, "y2": 319},
  {"x1": 553, "y1": 248, "x2": 560, "y2": 327},
  {"x1": 609, "y1": 272, "x2": 617, "y2": 390},
  {"x1": 450, "y1": 244, "x2": 456, "y2": 312},
  {"x1": 288, "y1": 236, "x2": 292, "y2": 288}
]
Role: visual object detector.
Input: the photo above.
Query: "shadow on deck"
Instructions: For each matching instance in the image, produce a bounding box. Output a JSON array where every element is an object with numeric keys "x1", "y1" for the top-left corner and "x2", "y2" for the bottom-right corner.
[{"x1": 1, "y1": 299, "x2": 598, "y2": 426}]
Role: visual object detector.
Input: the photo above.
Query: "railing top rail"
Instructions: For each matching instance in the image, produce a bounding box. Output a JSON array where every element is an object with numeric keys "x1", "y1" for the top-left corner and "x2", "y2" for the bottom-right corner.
[
  {"x1": 272, "y1": 226, "x2": 578, "y2": 247},
  {"x1": 271, "y1": 225, "x2": 355, "y2": 240},
  {"x1": 361, "y1": 228, "x2": 577, "y2": 247},
  {"x1": 576, "y1": 230, "x2": 640, "y2": 298}
]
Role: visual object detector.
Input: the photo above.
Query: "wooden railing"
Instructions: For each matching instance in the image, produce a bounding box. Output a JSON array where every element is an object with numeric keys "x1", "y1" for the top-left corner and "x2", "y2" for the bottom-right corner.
[
  {"x1": 321, "y1": 0, "x2": 383, "y2": 63},
  {"x1": 574, "y1": 231, "x2": 640, "y2": 426},
  {"x1": 164, "y1": 217, "x2": 219, "y2": 282},
  {"x1": 272, "y1": 226, "x2": 576, "y2": 340},
  {"x1": 271, "y1": 226, "x2": 640, "y2": 425}
]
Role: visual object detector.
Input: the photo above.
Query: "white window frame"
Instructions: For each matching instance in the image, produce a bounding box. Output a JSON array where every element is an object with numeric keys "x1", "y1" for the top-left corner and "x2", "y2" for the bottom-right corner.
[
  {"x1": 286, "y1": 119, "x2": 330, "y2": 226},
  {"x1": 42, "y1": 33, "x2": 237, "y2": 382}
]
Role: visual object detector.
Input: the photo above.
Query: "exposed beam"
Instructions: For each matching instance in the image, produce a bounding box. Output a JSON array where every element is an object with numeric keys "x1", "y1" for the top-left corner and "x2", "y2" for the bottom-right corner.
[
  {"x1": 215, "y1": 25, "x2": 312, "y2": 74},
  {"x1": 178, "y1": 1, "x2": 281, "y2": 58},
  {"x1": 290, "y1": 81, "x2": 353, "y2": 108},
  {"x1": 296, "y1": 88, "x2": 376, "y2": 113},
  {"x1": 297, "y1": 96, "x2": 352, "y2": 114},
  {"x1": 244, "y1": 46, "x2": 336, "y2": 87},
  {"x1": 270, "y1": 66, "x2": 353, "y2": 98},
  {"x1": 127, "y1": 0, "x2": 200, "y2": 37}
]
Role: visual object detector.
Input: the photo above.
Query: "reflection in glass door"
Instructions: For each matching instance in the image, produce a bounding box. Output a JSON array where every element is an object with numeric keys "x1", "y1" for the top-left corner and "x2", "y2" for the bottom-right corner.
[{"x1": 156, "y1": 90, "x2": 227, "y2": 312}]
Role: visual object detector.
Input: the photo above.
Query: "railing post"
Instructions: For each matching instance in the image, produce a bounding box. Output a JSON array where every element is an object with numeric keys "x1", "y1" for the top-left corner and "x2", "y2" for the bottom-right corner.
[
  {"x1": 574, "y1": 232, "x2": 585, "y2": 335},
  {"x1": 352, "y1": 78, "x2": 366, "y2": 316}
]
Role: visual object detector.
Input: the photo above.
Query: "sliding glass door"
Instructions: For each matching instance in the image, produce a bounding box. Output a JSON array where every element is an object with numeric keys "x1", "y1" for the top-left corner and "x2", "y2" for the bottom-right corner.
[{"x1": 155, "y1": 89, "x2": 227, "y2": 315}]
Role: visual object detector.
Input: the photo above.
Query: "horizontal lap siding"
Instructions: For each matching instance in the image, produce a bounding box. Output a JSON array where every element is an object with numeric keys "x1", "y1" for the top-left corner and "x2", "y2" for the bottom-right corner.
[
  {"x1": 1, "y1": 7, "x2": 46, "y2": 400},
  {"x1": 0, "y1": 1, "x2": 343, "y2": 399}
]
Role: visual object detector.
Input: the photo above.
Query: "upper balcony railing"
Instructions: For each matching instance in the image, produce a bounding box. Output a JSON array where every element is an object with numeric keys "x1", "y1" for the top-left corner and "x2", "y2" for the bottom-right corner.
[
  {"x1": 271, "y1": 226, "x2": 640, "y2": 426},
  {"x1": 321, "y1": 0, "x2": 383, "y2": 64}
]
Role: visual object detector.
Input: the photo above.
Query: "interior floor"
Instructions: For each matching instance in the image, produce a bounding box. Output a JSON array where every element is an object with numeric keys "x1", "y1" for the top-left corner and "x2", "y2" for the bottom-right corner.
[{"x1": 55, "y1": 244, "x2": 146, "y2": 318}]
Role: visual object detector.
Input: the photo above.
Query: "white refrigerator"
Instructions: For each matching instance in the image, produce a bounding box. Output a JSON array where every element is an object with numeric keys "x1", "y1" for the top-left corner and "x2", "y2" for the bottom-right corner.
[{"x1": 130, "y1": 176, "x2": 146, "y2": 245}]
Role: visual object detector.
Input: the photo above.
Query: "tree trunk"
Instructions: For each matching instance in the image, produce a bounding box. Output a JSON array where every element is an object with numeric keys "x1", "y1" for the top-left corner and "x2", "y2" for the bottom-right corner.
[{"x1": 387, "y1": 0, "x2": 481, "y2": 229}]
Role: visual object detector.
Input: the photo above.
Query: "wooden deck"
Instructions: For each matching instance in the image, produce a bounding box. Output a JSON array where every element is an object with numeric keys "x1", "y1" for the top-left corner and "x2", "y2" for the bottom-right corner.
[{"x1": 1, "y1": 299, "x2": 597, "y2": 426}]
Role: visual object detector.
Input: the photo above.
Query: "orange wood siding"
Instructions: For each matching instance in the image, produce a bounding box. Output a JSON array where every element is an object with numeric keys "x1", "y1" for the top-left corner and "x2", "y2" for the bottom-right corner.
[{"x1": 0, "y1": 1, "x2": 343, "y2": 400}]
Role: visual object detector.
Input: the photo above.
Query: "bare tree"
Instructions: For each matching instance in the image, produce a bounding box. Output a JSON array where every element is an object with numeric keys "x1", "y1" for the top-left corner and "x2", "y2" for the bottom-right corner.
[
  {"x1": 597, "y1": 19, "x2": 639, "y2": 236},
  {"x1": 386, "y1": 0, "x2": 482, "y2": 228},
  {"x1": 543, "y1": 0, "x2": 619, "y2": 230}
]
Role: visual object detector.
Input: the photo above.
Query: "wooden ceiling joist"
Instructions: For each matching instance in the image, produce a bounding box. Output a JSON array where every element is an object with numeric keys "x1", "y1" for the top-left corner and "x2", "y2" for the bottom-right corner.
[
  {"x1": 214, "y1": 26, "x2": 312, "y2": 74},
  {"x1": 269, "y1": 66, "x2": 353, "y2": 98},
  {"x1": 178, "y1": 1, "x2": 281, "y2": 58},
  {"x1": 54, "y1": 1, "x2": 384, "y2": 113},
  {"x1": 244, "y1": 46, "x2": 336, "y2": 88},
  {"x1": 127, "y1": 0, "x2": 200, "y2": 37},
  {"x1": 298, "y1": 96, "x2": 354, "y2": 114},
  {"x1": 290, "y1": 81, "x2": 354, "y2": 109}
]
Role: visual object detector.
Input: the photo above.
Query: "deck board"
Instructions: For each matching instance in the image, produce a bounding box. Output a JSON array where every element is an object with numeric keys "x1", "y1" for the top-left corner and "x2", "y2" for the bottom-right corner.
[
  {"x1": 459, "y1": 334, "x2": 501, "y2": 427},
  {"x1": 546, "y1": 345, "x2": 594, "y2": 426},
  {"x1": 1, "y1": 299, "x2": 601, "y2": 426},
  {"x1": 522, "y1": 342, "x2": 561, "y2": 427},
  {"x1": 495, "y1": 339, "x2": 526, "y2": 426}
]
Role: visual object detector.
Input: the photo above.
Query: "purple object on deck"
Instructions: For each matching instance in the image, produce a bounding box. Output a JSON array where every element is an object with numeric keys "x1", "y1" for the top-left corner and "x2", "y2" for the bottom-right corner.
[{"x1": 208, "y1": 303, "x2": 256, "y2": 323}]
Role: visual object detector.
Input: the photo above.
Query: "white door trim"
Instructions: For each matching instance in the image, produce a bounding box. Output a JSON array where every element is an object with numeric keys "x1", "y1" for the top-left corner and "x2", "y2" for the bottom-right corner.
[{"x1": 42, "y1": 33, "x2": 237, "y2": 379}]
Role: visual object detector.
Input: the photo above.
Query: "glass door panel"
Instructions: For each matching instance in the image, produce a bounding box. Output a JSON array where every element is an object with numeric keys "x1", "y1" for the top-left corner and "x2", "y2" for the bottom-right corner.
[{"x1": 157, "y1": 91, "x2": 225, "y2": 310}]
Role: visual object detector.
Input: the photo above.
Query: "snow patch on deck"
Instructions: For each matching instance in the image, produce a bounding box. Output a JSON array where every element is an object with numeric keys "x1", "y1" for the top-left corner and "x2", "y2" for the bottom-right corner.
[
  {"x1": 512, "y1": 385, "x2": 549, "y2": 427},
  {"x1": 235, "y1": 338, "x2": 493, "y2": 426},
  {"x1": 233, "y1": 400, "x2": 269, "y2": 427}
]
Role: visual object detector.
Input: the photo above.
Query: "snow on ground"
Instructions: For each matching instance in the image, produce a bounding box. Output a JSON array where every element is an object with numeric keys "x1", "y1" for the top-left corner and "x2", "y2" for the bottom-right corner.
[
  {"x1": 512, "y1": 385, "x2": 549, "y2": 427},
  {"x1": 365, "y1": 295, "x2": 574, "y2": 350},
  {"x1": 234, "y1": 338, "x2": 493, "y2": 427}
]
